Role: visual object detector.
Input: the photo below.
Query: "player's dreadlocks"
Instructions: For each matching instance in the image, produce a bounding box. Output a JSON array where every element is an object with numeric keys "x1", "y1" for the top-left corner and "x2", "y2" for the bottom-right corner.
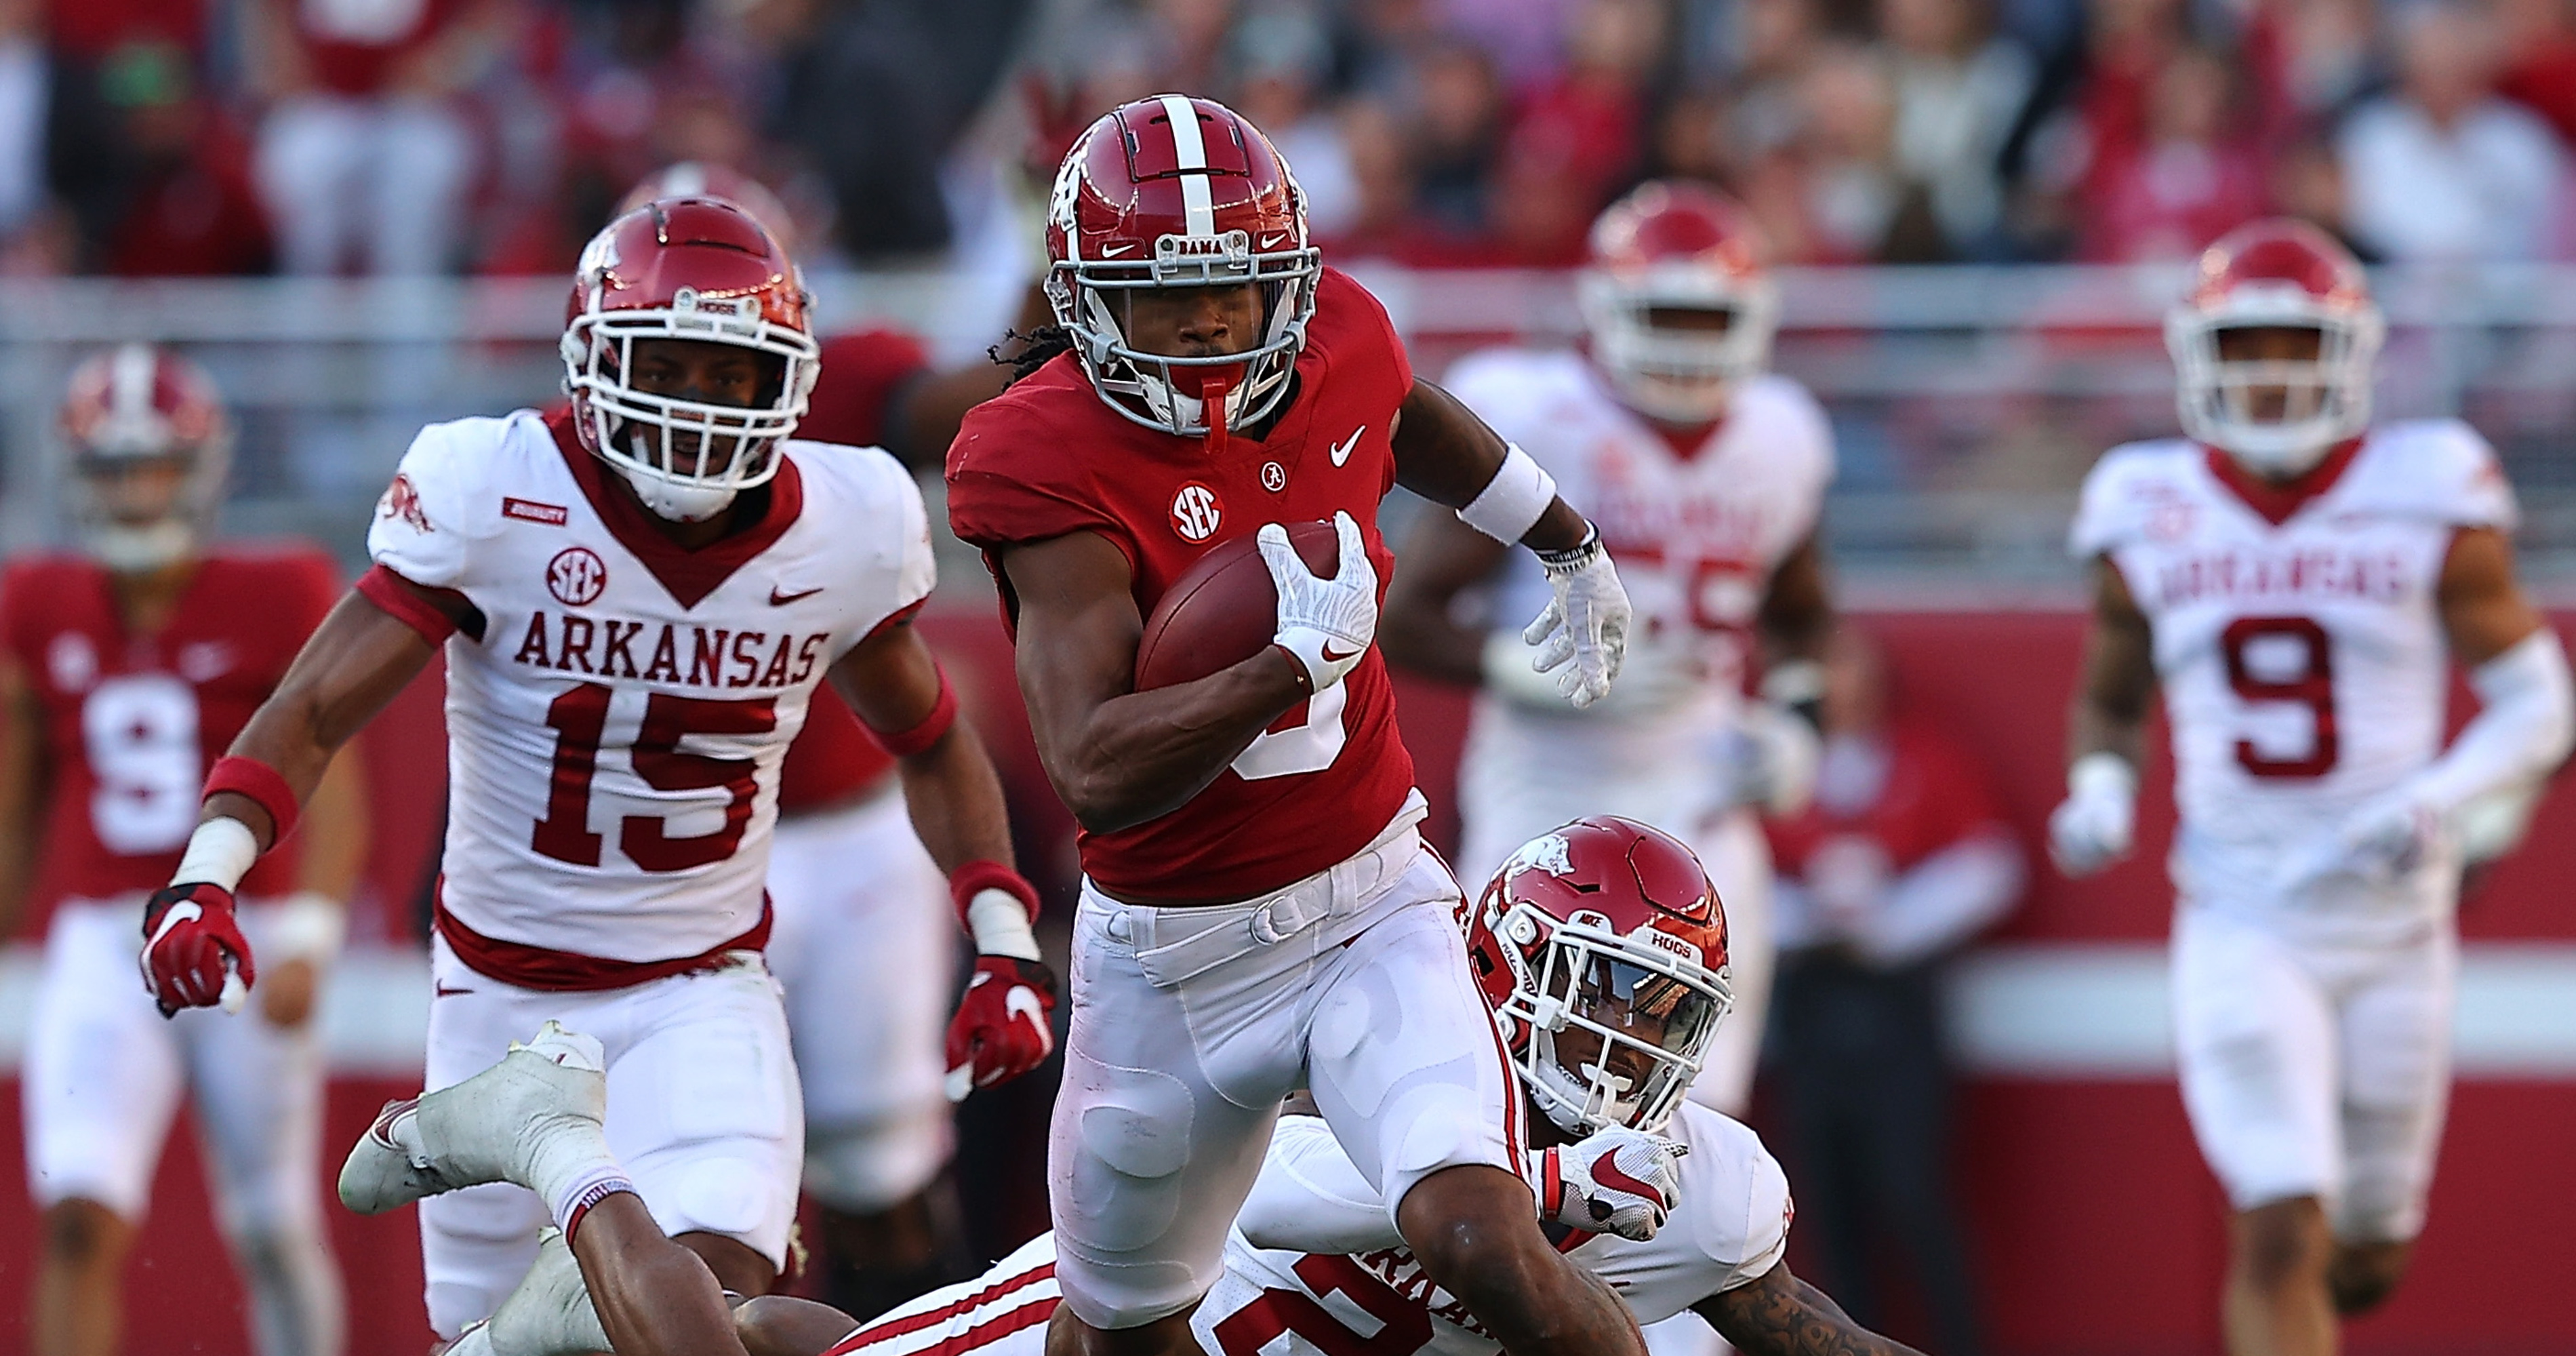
[{"x1": 992, "y1": 325, "x2": 1075, "y2": 386}]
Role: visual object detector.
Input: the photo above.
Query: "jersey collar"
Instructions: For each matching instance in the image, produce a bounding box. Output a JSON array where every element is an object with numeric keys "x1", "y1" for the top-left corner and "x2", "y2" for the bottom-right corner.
[
  {"x1": 2201, "y1": 437, "x2": 2362, "y2": 527},
  {"x1": 545, "y1": 407, "x2": 804, "y2": 610}
]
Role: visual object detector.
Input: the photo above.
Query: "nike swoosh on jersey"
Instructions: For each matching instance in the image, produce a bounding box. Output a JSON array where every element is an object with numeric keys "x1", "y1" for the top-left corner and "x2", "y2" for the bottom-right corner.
[
  {"x1": 769, "y1": 586, "x2": 824, "y2": 605},
  {"x1": 1329, "y1": 426, "x2": 1367, "y2": 466}
]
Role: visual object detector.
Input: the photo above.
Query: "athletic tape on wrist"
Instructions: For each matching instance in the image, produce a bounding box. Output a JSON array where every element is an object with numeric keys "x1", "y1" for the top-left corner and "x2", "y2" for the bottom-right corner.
[
  {"x1": 1457, "y1": 444, "x2": 1559, "y2": 544},
  {"x1": 869, "y1": 663, "x2": 959, "y2": 758},
  {"x1": 555, "y1": 1170, "x2": 639, "y2": 1242},
  {"x1": 949, "y1": 860, "x2": 1039, "y2": 925},
  {"x1": 204, "y1": 755, "x2": 300, "y2": 843},
  {"x1": 172, "y1": 816, "x2": 261, "y2": 892}
]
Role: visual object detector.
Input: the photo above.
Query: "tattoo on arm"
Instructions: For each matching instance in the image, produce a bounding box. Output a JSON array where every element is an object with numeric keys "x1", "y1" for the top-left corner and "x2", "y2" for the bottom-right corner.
[{"x1": 1699, "y1": 1264, "x2": 1927, "y2": 1356}]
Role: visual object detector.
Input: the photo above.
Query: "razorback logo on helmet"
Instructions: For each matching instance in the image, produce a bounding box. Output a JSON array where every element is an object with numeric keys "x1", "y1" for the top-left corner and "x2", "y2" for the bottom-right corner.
[
  {"x1": 380, "y1": 473, "x2": 432, "y2": 532},
  {"x1": 1464, "y1": 816, "x2": 1735, "y2": 1136}
]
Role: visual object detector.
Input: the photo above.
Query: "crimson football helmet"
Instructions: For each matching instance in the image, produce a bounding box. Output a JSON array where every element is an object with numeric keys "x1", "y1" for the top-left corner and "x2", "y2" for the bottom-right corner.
[
  {"x1": 1465, "y1": 817, "x2": 1735, "y2": 1136},
  {"x1": 561, "y1": 197, "x2": 822, "y2": 521},
  {"x1": 1579, "y1": 181, "x2": 1779, "y2": 425},
  {"x1": 615, "y1": 163, "x2": 799, "y2": 254},
  {"x1": 2165, "y1": 218, "x2": 2383, "y2": 477},
  {"x1": 58, "y1": 344, "x2": 233, "y2": 572},
  {"x1": 1045, "y1": 94, "x2": 1321, "y2": 439}
]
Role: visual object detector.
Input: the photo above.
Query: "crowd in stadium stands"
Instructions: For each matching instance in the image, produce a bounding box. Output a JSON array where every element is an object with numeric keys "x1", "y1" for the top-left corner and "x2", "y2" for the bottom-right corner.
[{"x1": 0, "y1": 0, "x2": 2567, "y2": 278}]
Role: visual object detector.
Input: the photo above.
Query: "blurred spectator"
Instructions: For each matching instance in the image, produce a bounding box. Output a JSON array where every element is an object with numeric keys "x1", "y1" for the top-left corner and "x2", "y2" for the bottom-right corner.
[
  {"x1": 1881, "y1": 0, "x2": 2032, "y2": 257},
  {"x1": 0, "y1": 0, "x2": 41, "y2": 249},
  {"x1": 1767, "y1": 626, "x2": 2021, "y2": 1356},
  {"x1": 249, "y1": 0, "x2": 506, "y2": 275},
  {"x1": 763, "y1": 0, "x2": 1036, "y2": 261},
  {"x1": 2077, "y1": 45, "x2": 2268, "y2": 260},
  {"x1": 2496, "y1": 0, "x2": 2576, "y2": 144},
  {"x1": 2337, "y1": 0, "x2": 2567, "y2": 261},
  {"x1": 1406, "y1": 39, "x2": 1506, "y2": 234},
  {"x1": 1493, "y1": 0, "x2": 1661, "y2": 261},
  {"x1": 51, "y1": 36, "x2": 272, "y2": 274},
  {"x1": 2270, "y1": 132, "x2": 2371, "y2": 258},
  {"x1": 1744, "y1": 43, "x2": 1922, "y2": 261},
  {"x1": 1230, "y1": 5, "x2": 1361, "y2": 237},
  {"x1": 2241, "y1": 0, "x2": 2375, "y2": 142}
]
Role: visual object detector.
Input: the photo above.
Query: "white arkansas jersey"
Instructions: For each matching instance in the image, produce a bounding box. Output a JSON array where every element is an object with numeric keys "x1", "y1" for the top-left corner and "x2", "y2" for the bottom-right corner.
[
  {"x1": 1189, "y1": 1106, "x2": 1792, "y2": 1356},
  {"x1": 1443, "y1": 348, "x2": 1833, "y2": 814},
  {"x1": 369, "y1": 408, "x2": 933, "y2": 962},
  {"x1": 2071, "y1": 420, "x2": 2516, "y2": 945}
]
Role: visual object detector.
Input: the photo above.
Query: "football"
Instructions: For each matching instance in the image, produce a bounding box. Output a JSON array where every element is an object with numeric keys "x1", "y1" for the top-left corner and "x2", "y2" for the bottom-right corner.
[{"x1": 1133, "y1": 520, "x2": 1340, "y2": 690}]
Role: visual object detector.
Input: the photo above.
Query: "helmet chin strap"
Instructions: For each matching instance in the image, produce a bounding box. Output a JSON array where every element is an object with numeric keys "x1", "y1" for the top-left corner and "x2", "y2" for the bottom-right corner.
[
  {"x1": 618, "y1": 463, "x2": 738, "y2": 523},
  {"x1": 85, "y1": 521, "x2": 195, "y2": 573}
]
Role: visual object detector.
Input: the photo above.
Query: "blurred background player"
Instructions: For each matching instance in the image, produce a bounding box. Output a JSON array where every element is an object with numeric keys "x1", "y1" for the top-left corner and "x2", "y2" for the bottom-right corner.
[
  {"x1": 338, "y1": 818, "x2": 1932, "y2": 1356},
  {"x1": 139, "y1": 197, "x2": 1051, "y2": 1340},
  {"x1": 611, "y1": 163, "x2": 1034, "y2": 1320},
  {"x1": 1764, "y1": 626, "x2": 2022, "y2": 1356},
  {"x1": 1382, "y1": 180, "x2": 1837, "y2": 1132},
  {"x1": 1, "y1": 345, "x2": 367, "y2": 1356},
  {"x1": 2051, "y1": 219, "x2": 2575, "y2": 1356}
]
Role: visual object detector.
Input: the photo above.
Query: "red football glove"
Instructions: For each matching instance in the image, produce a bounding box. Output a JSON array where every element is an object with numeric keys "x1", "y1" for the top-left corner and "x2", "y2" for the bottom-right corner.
[
  {"x1": 944, "y1": 955, "x2": 1058, "y2": 1100},
  {"x1": 141, "y1": 882, "x2": 257, "y2": 1018}
]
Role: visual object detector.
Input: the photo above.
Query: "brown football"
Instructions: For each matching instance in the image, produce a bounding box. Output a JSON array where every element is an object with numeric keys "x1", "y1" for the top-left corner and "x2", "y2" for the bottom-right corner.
[{"x1": 1133, "y1": 520, "x2": 1340, "y2": 690}]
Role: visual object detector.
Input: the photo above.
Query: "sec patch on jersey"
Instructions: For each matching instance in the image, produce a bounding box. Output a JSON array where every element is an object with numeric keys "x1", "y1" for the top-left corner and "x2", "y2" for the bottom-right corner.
[{"x1": 1133, "y1": 520, "x2": 1338, "y2": 690}]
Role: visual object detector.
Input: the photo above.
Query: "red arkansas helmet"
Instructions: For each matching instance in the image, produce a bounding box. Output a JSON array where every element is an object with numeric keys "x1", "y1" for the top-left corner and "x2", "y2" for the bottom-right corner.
[
  {"x1": 2165, "y1": 218, "x2": 2383, "y2": 477},
  {"x1": 58, "y1": 343, "x2": 233, "y2": 571},
  {"x1": 1578, "y1": 181, "x2": 1779, "y2": 424},
  {"x1": 561, "y1": 197, "x2": 822, "y2": 521},
  {"x1": 1045, "y1": 94, "x2": 1320, "y2": 439},
  {"x1": 615, "y1": 163, "x2": 799, "y2": 254},
  {"x1": 1464, "y1": 816, "x2": 1735, "y2": 1136}
]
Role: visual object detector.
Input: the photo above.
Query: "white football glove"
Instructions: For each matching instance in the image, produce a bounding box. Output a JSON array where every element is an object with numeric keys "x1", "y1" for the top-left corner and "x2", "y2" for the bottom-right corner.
[
  {"x1": 1521, "y1": 530, "x2": 1631, "y2": 709},
  {"x1": 1261, "y1": 511, "x2": 1379, "y2": 692},
  {"x1": 2332, "y1": 783, "x2": 2449, "y2": 881},
  {"x1": 2047, "y1": 753, "x2": 2137, "y2": 877},
  {"x1": 1710, "y1": 701, "x2": 1822, "y2": 816},
  {"x1": 1531, "y1": 1125, "x2": 1687, "y2": 1243}
]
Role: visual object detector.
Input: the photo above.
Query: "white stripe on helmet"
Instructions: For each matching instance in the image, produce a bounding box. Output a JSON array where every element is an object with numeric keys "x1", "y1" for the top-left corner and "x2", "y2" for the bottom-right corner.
[{"x1": 1159, "y1": 93, "x2": 1216, "y2": 237}]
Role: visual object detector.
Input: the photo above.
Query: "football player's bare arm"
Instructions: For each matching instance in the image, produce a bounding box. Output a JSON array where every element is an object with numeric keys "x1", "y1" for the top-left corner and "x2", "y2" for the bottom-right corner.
[
  {"x1": 205, "y1": 588, "x2": 445, "y2": 848},
  {"x1": 733, "y1": 1293, "x2": 868, "y2": 1356},
  {"x1": 566, "y1": 1191, "x2": 756, "y2": 1356},
  {"x1": 1758, "y1": 535, "x2": 1833, "y2": 666},
  {"x1": 1379, "y1": 509, "x2": 1511, "y2": 685},
  {"x1": 2438, "y1": 527, "x2": 2547, "y2": 664},
  {"x1": 2049, "y1": 555, "x2": 2158, "y2": 875},
  {"x1": 828, "y1": 619, "x2": 1015, "y2": 873},
  {"x1": 0, "y1": 653, "x2": 43, "y2": 934},
  {"x1": 1389, "y1": 380, "x2": 1590, "y2": 553},
  {"x1": 2067, "y1": 556, "x2": 2156, "y2": 770},
  {"x1": 1003, "y1": 532, "x2": 1308, "y2": 835},
  {"x1": 1696, "y1": 1262, "x2": 1928, "y2": 1356}
]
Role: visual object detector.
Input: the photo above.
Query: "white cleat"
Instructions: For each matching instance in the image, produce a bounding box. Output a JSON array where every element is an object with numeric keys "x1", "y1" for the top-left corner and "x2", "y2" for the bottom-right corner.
[
  {"x1": 339, "y1": 1022, "x2": 608, "y2": 1215},
  {"x1": 446, "y1": 1228, "x2": 610, "y2": 1356}
]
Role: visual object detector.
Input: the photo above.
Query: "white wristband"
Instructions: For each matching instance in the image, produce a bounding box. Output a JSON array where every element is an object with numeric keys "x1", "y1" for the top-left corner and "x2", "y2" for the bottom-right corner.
[
  {"x1": 172, "y1": 817, "x2": 260, "y2": 892},
  {"x1": 1457, "y1": 443, "x2": 1558, "y2": 544},
  {"x1": 260, "y1": 891, "x2": 348, "y2": 965},
  {"x1": 2068, "y1": 751, "x2": 2138, "y2": 804},
  {"x1": 966, "y1": 889, "x2": 1043, "y2": 962}
]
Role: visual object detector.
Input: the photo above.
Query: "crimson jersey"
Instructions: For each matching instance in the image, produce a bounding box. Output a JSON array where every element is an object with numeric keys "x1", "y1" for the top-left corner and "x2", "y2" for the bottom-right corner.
[
  {"x1": 0, "y1": 549, "x2": 337, "y2": 927},
  {"x1": 772, "y1": 330, "x2": 933, "y2": 813},
  {"x1": 948, "y1": 268, "x2": 1418, "y2": 902}
]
